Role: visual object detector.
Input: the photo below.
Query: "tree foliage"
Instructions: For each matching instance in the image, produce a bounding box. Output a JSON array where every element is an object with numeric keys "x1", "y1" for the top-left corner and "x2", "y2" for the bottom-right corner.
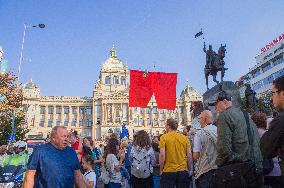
[{"x1": 0, "y1": 72, "x2": 28, "y2": 144}]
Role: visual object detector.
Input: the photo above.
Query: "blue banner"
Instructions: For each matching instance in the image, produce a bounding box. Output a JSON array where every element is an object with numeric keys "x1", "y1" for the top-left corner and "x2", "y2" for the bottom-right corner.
[{"x1": 8, "y1": 133, "x2": 15, "y2": 143}]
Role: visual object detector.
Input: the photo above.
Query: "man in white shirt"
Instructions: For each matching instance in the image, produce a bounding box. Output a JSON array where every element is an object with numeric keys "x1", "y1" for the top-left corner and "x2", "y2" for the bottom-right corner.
[{"x1": 193, "y1": 110, "x2": 217, "y2": 188}]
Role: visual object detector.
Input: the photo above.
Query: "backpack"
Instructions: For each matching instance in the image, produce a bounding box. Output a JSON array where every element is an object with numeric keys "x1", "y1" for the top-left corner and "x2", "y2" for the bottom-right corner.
[{"x1": 131, "y1": 147, "x2": 151, "y2": 179}]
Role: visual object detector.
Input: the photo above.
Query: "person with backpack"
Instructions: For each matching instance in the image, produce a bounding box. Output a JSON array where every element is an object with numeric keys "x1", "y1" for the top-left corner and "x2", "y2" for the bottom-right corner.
[
  {"x1": 159, "y1": 118, "x2": 192, "y2": 188},
  {"x1": 252, "y1": 112, "x2": 283, "y2": 187},
  {"x1": 193, "y1": 110, "x2": 217, "y2": 188},
  {"x1": 130, "y1": 130, "x2": 156, "y2": 188}
]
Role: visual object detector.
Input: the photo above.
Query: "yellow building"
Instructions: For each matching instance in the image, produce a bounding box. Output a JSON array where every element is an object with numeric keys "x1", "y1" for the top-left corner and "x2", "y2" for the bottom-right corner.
[{"x1": 22, "y1": 47, "x2": 202, "y2": 140}]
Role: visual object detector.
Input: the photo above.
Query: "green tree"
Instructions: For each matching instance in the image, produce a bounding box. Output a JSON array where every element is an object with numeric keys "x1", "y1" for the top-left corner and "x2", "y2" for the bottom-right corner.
[
  {"x1": 257, "y1": 92, "x2": 274, "y2": 115},
  {"x1": 0, "y1": 111, "x2": 30, "y2": 145},
  {"x1": 0, "y1": 72, "x2": 29, "y2": 145}
]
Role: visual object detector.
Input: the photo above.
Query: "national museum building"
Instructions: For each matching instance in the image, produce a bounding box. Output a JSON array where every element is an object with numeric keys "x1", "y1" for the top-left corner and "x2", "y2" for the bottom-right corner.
[{"x1": 22, "y1": 47, "x2": 202, "y2": 140}]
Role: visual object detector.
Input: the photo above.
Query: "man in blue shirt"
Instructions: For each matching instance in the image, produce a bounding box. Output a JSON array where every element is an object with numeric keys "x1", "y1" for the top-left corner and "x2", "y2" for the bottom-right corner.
[{"x1": 23, "y1": 126, "x2": 83, "y2": 188}]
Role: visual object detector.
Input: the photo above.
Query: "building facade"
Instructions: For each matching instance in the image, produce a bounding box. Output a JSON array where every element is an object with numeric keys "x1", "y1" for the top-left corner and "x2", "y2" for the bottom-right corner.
[
  {"x1": 239, "y1": 33, "x2": 284, "y2": 96},
  {"x1": 23, "y1": 47, "x2": 202, "y2": 139}
]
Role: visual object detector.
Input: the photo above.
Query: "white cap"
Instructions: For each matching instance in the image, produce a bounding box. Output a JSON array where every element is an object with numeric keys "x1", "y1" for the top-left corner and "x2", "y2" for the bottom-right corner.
[{"x1": 13, "y1": 141, "x2": 27, "y2": 148}]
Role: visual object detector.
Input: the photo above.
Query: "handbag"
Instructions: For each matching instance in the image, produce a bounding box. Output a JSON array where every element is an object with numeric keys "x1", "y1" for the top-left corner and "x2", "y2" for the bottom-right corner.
[
  {"x1": 216, "y1": 161, "x2": 256, "y2": 188},
  {"x1": 100, "y1": 166, "x2": 110, "y2": 184}
]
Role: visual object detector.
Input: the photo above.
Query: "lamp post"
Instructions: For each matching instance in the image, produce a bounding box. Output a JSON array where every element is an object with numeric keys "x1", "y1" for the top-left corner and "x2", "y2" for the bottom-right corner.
[{"x1": 18, "y1": 23, "x2": 45, "y2": 82}]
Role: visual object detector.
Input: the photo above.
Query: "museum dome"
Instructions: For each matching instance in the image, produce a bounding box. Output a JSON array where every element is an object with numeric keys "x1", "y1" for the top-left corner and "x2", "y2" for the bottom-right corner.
[
  {"x1": 180, "y1": 81, "x2": 199, "y2": 98},
  {"x1": 102, "y1": 47, "x2": 128, "y2": 71},
  {"x1": 23, "y1": 78, "x2": 38, "y2": 89}
]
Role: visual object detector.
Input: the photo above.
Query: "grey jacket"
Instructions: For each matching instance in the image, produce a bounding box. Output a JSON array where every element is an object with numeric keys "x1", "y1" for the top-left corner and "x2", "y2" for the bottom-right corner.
[{"x1": 216, "y1": 106, "x2": 262, "y2": 168}]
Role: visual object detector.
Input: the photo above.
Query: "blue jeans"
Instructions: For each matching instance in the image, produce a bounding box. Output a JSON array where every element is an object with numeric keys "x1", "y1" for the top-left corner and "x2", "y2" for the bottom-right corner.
[
  {"x1": 108, "y1": 182, "x2": 122, "y2": 188},
  {"x1": 160, "y1": 171, "x2": 191, "y2": 188},
  {"x1": 153, "y1": 175, "x2": 160, "y2": 188},
  {"x1": 196, "y1": 170, "x2": 216, "y2": 188}
]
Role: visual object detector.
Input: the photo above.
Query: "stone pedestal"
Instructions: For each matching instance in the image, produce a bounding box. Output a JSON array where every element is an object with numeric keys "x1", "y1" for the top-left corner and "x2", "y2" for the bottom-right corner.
[{"x1": 203, "y1": 81, "x2": 241, "y2": 117}]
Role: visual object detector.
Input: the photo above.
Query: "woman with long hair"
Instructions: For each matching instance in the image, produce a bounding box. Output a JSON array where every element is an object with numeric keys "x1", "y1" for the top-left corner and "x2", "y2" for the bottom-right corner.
[
  {"x1": 130, "y1": 130, "x2": 156, "y2": 188},
  {"x1": 103, "y1": 138, "x2": 125, "y2": 188}
]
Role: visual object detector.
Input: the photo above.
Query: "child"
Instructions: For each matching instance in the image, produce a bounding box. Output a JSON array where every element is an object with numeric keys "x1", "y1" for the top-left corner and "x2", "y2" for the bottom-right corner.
[{"x1": 82, "y1": 155, "x2": 96, "y2": 188}]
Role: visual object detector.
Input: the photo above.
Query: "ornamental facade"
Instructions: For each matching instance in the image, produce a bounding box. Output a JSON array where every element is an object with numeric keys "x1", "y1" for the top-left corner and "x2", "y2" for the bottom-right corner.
[{"x1": 23, "y1": 47, "x2": 202, "y2": 140}]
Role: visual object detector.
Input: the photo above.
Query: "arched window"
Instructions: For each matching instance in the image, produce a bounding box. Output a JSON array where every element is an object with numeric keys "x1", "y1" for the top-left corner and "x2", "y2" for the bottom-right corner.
[
  {"x1": 105, "y1": 76, "x2": 110, "y2": 84},
  {"x1": 121, "y1": 76, "x2": 126, "y2": 85},
  {"x1": 113, "y1": 76, "x2": 119, "y2": 84}
]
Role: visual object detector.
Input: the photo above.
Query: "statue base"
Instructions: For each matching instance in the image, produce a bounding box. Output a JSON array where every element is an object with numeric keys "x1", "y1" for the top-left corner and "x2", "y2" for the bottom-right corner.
[{"x1": 203, "y1": 81, "x2": 241, "y2": 108}]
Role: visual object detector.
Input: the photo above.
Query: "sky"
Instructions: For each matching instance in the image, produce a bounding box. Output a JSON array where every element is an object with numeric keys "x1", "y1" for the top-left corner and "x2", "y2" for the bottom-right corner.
[{"x1": 0, "y1": 0, "x2": 283, "y2": 97}]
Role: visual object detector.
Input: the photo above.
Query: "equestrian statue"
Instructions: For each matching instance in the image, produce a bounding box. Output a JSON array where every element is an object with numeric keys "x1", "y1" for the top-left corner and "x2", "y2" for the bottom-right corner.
[{"x1": 203, "y1": 42, "x2": 227, "y2": 90}]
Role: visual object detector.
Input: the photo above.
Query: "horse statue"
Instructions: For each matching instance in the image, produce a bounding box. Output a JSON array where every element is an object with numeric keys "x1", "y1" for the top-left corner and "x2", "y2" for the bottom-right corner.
[{"x1": 203, "y1": 43, "x2": 227, "y2": 90}]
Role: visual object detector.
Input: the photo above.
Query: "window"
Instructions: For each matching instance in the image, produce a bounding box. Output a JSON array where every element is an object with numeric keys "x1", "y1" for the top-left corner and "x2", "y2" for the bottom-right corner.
[
  {"x1": 40, "y1": 106, "x2": 46, "y2": 114},
  {"x1": 273, "y1": 68, "x2": 284, "y2": 79},
  {"x1": 121, "y1": 76, "x2": 126, "y2": 85},
  {"x1": 262, "y1": 63, "x2": 272, "y2": 72},
  {"x1": 72, "y1": 106, "x2": 77, "y2": 114},
  {"x1": 105, "y1": 76, "x2": 110, "y2": 84},
  {"x1": 134, "y1": 118, "x2": 138, "y2": 124},
  {"x1": 154, "y1": 118, "x2": 158, "y2": 126},
  {"x1": 56, "y1": 120, "x2": 60, "y2": 126},
  {"x1": 64, "y1": 106, "x2": 69, "y2": 114},
  {"x1": 263, "y1": 75, "x2": 274, "y2": 85},
  {"x1": 48, "y1": 120, "x2": 53, "y2": 127},
  {"x1": 56, "y1": 106, "x2": 62, "y2": 114},
  {"x1": 152, "y1": 107, "x2": 157, "y2": 114},
  {"x1": 39, "y1": 120, "x2": 45, "y2": 127},
  {"x1": 87, "y1": 120, "x2": 92, "y2": 127},
  {"x1": 273, "y1": 57, "x2": 284, "y2": 66},
  {"x1": 86, "y1": 107, "x2": 92, "y2": 115},
  {"x1": 113, "y1": 76, "x2": 119, "y2": 84},
  {"x1": 79, "y1": 120, "x2": 83, "y2": 127},
  {"x1": 252, "y1": 80, "x2": 263, "y2": 90},
  {"x1": 147, "y1": 118, "x2": 151, "y2": 126},
  {"x1": 252, "y1": 69, "x2": 261, "y2": 78},
  {"x1": 23, "y1": 104, "x2": 28, "y2": 112},
  {"x1": 134, "y1": 107, "x2": 138, "y2": 112},
  {"x1": 64, "y1": 120, "x2": 69, "y2": 126},
  {"x1": 72, "y1": 120, "x2": 76, "y2": 126},
  {"x1": 146, "y1": 107, "x2": 150, "y2": 114},
  {"x1": 48, "y1": 106, "x2": 54, "y2": 114}
]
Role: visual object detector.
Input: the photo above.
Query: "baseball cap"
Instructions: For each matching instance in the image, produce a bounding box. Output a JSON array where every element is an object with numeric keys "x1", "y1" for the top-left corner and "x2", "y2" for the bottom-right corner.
[
  {"x1": 208, "y1": 90, "x2": 232, "y2": 106},
  {"x1": 13, "y1": 140, "x2": 27, "y2": 148}
]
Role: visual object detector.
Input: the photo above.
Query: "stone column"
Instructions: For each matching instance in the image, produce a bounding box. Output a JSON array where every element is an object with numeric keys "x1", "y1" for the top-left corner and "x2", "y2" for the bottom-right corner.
[
  {"x1": 68, "y1": 105, "x2": 72, "y2": 128},
  {"x1": 112, "y1": 104, "x2": 115, "y2": 123},
  {"x1": 44, "y1": 105, "x2": 48, "y2": 127},
  {"x1": 60, "y1": 105, "x2": 64, "y2": 126},
  {"x1": 76, "y1": 106, "x2": 80, "y2": 128},
  {"x1": 53, "y1": 105, "x2": 56, "y2": 127},
  {"x1": 157, "y1": 108, "x2": 161, "y2": 127},
  {"x1": 92, "y1": 101, "x2": 97, "y2": 140}
]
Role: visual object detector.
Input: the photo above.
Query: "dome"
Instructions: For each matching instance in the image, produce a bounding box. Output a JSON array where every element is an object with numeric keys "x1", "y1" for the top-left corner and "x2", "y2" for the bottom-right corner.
[
  {"x1": 23, "y1": 79, "x2": 38, "y2": 89},
  {"x1": 180, "y1": 81, "x2": 198, "y2": 98},
  {"x1": 102, "y1": 47, "x2": 128, "y2": 71}
]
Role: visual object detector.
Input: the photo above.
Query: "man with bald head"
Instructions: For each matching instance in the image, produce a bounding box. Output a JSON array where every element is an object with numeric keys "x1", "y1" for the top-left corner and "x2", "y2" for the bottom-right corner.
[
  {"x1": 193, "y1": 110, "x2": 217, "y2": 188},
  {"x1": 23, "y1": 126, "x2": 83, "y2": 188}
]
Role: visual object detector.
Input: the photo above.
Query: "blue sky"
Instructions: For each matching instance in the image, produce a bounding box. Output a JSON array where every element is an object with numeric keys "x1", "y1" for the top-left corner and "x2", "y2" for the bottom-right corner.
[{"x1": 0, "y1": 0, "x2": 283, "y2": 96}]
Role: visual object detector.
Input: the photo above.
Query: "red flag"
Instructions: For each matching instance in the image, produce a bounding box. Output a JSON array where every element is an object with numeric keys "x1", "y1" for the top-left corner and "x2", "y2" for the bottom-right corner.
[
  {"x1": 129, "y1": 70, "x2": 153, "y2": 108},
  {"x1": 153, "y1": 72, "x2": 177, "y2": 110},
  {"x1": 129, "y1": 70, "x2": 177, "y2": 110}
]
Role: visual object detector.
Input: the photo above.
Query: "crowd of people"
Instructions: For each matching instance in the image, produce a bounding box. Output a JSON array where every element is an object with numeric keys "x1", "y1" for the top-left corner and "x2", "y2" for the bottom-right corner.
[{"x1": 0, "y1": 76, "x2": 283, "y2": 188}]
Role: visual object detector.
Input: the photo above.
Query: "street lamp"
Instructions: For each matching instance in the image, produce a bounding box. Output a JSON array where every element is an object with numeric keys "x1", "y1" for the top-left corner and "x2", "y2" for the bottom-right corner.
[{"x1": 18, "y1": 23, "x2": 45, "y2": 82}]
